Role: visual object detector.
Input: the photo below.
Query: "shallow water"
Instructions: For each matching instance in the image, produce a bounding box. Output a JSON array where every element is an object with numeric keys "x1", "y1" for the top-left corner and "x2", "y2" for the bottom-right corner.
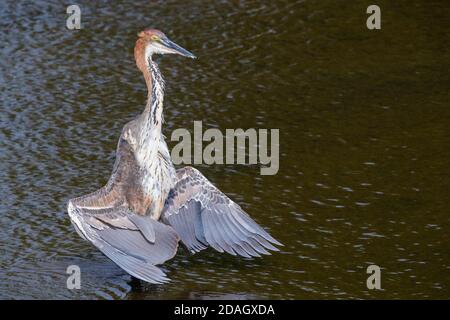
[{"x1": 0, "y1": 0, "x2": 449, "y2": 299}]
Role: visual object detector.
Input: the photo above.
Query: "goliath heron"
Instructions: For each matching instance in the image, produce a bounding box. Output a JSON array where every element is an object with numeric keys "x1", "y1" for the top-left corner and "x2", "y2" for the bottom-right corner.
[{"x1": 68, "y1": 29, "x2": 281, "y2": 283}]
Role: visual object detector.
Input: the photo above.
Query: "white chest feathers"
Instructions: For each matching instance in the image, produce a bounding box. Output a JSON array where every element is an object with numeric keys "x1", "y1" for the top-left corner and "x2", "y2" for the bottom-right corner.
[{"x1": 139, "y1": 138, "x2": 176, "y2": 199}]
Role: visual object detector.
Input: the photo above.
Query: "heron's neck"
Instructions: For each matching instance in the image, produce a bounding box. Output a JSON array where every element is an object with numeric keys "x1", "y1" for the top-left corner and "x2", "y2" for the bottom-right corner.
[
  {"x1": 139, "y1": 58, "x2": 165, "y2": 147},
  {"x1": 136, "y1": 57, "x2": 176, "y2": 197}
]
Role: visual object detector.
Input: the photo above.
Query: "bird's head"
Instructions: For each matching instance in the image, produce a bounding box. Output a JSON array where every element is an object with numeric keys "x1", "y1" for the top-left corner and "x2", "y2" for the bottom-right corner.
[{"x1": 135, "y1": 29, "x2": 195, "y2": 71}]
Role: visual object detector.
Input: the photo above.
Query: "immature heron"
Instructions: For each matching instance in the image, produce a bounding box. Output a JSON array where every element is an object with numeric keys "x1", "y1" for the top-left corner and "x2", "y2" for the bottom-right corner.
[{"x1": 68, "y1": 29, "x2": 281, "y2": 283}]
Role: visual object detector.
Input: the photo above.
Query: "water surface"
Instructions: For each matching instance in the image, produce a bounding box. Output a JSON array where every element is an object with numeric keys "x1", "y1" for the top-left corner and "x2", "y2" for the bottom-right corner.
[{"x1": 0, "y1": 0, "x2": 449, "y2": 299}]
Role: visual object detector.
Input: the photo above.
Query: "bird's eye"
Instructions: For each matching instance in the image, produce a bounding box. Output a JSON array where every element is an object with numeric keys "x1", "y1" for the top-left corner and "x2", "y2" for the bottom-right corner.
[{"x1": 151, "y1": 35, "x2": 160, "y2": 41}]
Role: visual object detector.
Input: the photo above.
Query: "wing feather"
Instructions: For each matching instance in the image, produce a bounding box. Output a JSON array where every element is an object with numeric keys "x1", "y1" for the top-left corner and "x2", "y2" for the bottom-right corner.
[
  {"x1": 128, "y1": 215, "x2": 156, "y2": 243},
  {"x1": 161, "y1": 166, "x2": 281, "y2": 258},
  {"x1": 68, "y1": 199, "x2": 179, "y2": 284}
]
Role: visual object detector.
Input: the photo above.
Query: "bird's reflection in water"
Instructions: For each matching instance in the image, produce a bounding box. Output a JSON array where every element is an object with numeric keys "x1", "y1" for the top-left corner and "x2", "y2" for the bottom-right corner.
[
  {"x1": 186, "y1": 292, "x2": 261, "y2": 300},
  {"x1": 126, "y1": 278, "x2": 261, "y2": 300}
]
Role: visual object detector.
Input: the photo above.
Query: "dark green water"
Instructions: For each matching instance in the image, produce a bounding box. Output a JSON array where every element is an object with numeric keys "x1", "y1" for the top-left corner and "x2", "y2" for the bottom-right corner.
[{"x1": 0, "y1": 0, "x2": 449, "y2": 299}]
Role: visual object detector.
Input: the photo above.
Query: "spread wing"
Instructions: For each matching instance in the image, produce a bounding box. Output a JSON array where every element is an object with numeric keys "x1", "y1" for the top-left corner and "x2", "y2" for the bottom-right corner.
[
  {"x1": 161, "y1": 167, "x2": 282, "y2": 257},
  {"x1": 67, "y1": 138, "x2": 179, "y2": 284},
  {"x1": 68, "y1": 200, "x2": 179, "y2": 284}
]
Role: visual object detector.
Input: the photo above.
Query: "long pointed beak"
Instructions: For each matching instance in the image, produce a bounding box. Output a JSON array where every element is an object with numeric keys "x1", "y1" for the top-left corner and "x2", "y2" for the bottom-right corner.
[{"x1": 161, "y1": 38, "x2": 196, "y2": 59}]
